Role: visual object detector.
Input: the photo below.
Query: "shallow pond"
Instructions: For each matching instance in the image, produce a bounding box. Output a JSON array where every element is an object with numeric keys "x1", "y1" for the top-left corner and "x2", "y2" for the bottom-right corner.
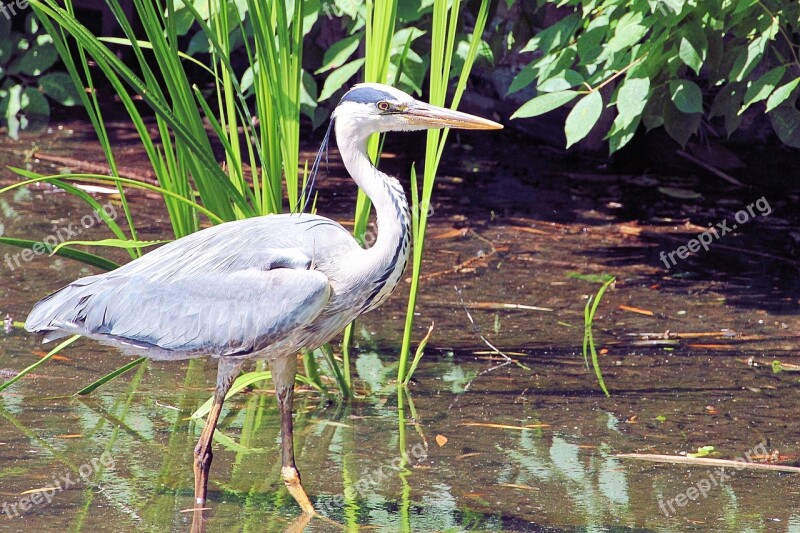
[{"x1": 1, "y1": 121, "x2": 800, "y2": 532}]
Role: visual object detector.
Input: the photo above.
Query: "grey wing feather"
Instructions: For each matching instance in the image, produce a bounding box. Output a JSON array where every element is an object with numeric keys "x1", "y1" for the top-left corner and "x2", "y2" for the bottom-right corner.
[
  {"x1": 24, "y1": 214, "x2": 356, "y2": 358},
  {"x1": 26, "y1": 267, "x2": 330, "y2": 359}
]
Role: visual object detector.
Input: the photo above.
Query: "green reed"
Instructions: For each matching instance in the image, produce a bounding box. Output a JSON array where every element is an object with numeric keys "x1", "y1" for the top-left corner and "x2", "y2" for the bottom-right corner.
[{"x1": 397, "y1": 0, "x2": 492, "y2": 384}]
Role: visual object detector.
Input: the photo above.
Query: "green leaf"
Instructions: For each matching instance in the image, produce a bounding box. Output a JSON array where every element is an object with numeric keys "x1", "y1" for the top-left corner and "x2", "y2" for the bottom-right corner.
[
  {"x1": 583, "y1": 276, "x2": 615, "y2": 397},
  {"x1": 642, "y1": 86, "x2": 667, "y2": 131},
  {"x1": 4, "y1": 82, "x2": 21, "y2": 120},
  {"x1": 511, "y1": 90, "x2": 579, "y2": 119},
  {"x1": 39, "y1": 72, "x2": 82, "y2": 106},
  {"x1": 616, "y1": 77, "x2": 650, "y2": 122},
  {"x1": 606, "y1": 11, "x2": 648, "y2": 53},
  {"x1": 318, "y1": 58, "x2": 365, "y2": 101},
  {"x1": 709, "y1": 83, "x2": 739, "y2": 118},
  {"x1": 26, "y1": 13, "x2": 41, "y2": 35},
  {"x1": 9, "y1": 42, "x2": 58, "y2": 76},
  {"x1": 678, "y1": 22, "x2": 707, "y2": 75},
  {"x1": 20, "y1": 86, "x2": 50, "y2": 133},
  {"x1": 451, "y1": 35, "x2": 492, "y2": 80},
  {"x1": 536, "y1": 47, "x2": 577, "y2": 87},
  {"x1": 741, "y1": 66, "x2": 786, "y2": 114},
  {"x1": 567, "y1": 272, "x2": 615, "y2": 284},
  {"x1": 508, "y1": 61, "x2": 536, "y2": 94},
  {"x1": 577, "y1": 16, "x2": 608, "y2": 66},
  {"x1": 664, "y1": 100, "x2": 701, "y2": 147},
  {"x1": 538, "y1": 69, "x2": 584, "y2": 92},
  {"x1": 299, "y1": 69, "x2": 318, "y2": 121},
  {"x1": 688, "y1": 445, "x2": 716, "y2": 458},
  {"x1": 0, "y1": 37, "x2": 12, "y2": 69},
  {"x1": 334, "y1": 0, "x2": 360, "y2": 19},
  {"x1": 679, "y1": 37, "x2": 702, "y2": 75},
  {"x1": 22, "y1": 86, "x2": 49, "y2": 115},
  {"x1": 770, "y1": 101, "x2": 800, "y2": 148},
  {"x1": 301, "y1": 0, "x2": 320, "y2": 35},
  {"x1": 729, "y1": 20, "x2": 777, "y2": 82},
  {"x1": 565, "y1": 91, "x2": 603, "y2": 148},
  {"x1": 315, "y1": 34, "x2": 361, "y2": 74},
  {"x1": 608, "y1": 113, "x2": 641, "y2": 153},
  {"x1": 669, "y1": 79, "x2": 702, "y2": 113},
  {"x1": 4, "y1": 83, "x2": 22, "y2": 139},
  {"x1": 186, "y1": 29, "x2": 212, "y2": 55},
  {"x1": 391, "y1": 27, "x2": 425, "y2": 53},
  {"x1": 521, "y1": 13, "x2": 580, "y2": 55},
  {"x1": 766, "y1": 78, "x2": 800, "y2": 112}
]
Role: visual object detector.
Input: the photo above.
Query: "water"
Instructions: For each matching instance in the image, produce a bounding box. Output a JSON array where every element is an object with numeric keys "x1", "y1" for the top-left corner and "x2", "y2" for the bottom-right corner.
[{"x1": 2, "y1": 122, "x2": 800, "y2": 532}]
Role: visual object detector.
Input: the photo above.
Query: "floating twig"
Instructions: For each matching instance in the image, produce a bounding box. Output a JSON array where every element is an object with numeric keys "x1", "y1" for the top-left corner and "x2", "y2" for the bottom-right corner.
[{"x1": 617, "y1": 453, "x2": 800, "y2": 473}]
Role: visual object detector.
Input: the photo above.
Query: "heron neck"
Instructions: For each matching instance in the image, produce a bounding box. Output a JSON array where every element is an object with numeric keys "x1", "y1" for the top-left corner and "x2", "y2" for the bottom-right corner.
[{"x1": 336, "y1": 126, "x2": 410, "y2": 271}]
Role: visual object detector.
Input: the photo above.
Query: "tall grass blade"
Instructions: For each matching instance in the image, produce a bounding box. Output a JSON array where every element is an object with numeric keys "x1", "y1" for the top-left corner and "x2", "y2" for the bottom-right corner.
[
  {"x1": 75, "y1": 357, "x2": 147, "y2": 395},
  {"x1": 583, "y1": 277, "x2": 615, "y2": 397},
  {"x1": 37, "y1": 2, "x2": 140, "y2": 255},
  {"x1": 318, "y1": 344, "x2": 351, "y2": 399},
  {"x1": 3, "y1": 171, "x2": 226, "y2": 225},
  {"x1": 398, "y1": 0, "x2": 492, "y2": 383},
  {"x1": 0, "y1": 335, "x2": 81, "y2": 392},
  {"x1": 0, "y1": 237, "x2": 120, "y2": 271},
  {"x1": 403, "y1": 322, "x2": 434, "y2": 386},
  {"x1": 339, "y1": 0, "x2": 399, "y2": 391}
]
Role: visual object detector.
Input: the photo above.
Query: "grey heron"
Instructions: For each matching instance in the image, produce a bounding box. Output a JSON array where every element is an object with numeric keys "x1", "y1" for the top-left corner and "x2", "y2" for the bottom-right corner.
[{"x1": 24, "y1": 83, "x2": 502, "y2": 515}]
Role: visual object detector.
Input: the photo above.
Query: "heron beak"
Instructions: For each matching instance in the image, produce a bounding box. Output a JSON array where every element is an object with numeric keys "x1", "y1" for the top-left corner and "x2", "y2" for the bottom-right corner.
[{"x1": 404, "y1": 102, "x2": 503, "y2": 130}]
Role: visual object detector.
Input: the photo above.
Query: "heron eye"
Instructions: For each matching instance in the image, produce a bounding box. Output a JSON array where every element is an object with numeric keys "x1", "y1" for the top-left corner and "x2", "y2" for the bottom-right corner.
[{"x1": 376, "y1": 101, "x2": 390, "y2": 111}]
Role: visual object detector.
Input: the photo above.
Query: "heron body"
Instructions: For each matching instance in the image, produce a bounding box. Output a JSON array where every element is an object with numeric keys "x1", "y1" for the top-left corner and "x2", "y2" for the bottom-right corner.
[
  {"x1": 26, "y1": 211, "x2": 406, "y2": 362},
  {"x1": 24, "y1": 83, "x2": 501, "y2": 521}
]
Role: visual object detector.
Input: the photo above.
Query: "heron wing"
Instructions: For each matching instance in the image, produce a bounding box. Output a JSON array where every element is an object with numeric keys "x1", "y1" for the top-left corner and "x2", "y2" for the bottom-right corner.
[
  {"x1": 26, "y1": 253, "x2": 331, "y2": 358},
  {"x1": 89, "y1": 268, "x2": 330, "y2": 356},
  {"x1": 25, "y1": 214, "x2": 359, "y2": 357}
]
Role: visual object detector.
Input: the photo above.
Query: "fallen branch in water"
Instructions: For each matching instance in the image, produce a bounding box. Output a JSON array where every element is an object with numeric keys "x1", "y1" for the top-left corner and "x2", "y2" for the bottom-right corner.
[{"x1": 617, "y1": 453, "x2": 800, "y2": 473}]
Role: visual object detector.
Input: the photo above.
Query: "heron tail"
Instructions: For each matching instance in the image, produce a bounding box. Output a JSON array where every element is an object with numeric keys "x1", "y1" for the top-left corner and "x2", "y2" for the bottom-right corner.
[{"x1": 25, "y1": 276, "x2": 105, "y2": 342}]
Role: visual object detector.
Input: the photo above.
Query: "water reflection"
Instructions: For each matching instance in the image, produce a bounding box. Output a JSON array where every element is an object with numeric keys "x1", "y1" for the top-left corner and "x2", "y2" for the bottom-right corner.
[
  {"x1": 5, "y1": 342, "x2": 800, "y2": 532},
  {"x1": 3, "y1": 129, "x2": 800, "y2": 532}
]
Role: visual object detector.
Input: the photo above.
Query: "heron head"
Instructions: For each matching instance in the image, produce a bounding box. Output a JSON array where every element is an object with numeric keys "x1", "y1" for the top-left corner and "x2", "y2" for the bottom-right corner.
[{"x1": 333, "y1": 83, "x2": 502, "y2": 137}]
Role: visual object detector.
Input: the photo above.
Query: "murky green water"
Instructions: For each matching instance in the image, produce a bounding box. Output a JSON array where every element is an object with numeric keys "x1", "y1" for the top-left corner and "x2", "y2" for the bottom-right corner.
[{"x1": 2, "y1": 123, "x2": 800, "y2": 532}]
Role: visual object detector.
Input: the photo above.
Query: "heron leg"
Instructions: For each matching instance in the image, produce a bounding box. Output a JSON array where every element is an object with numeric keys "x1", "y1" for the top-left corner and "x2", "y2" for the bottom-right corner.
[
  {"x1": 270, "y1": 355, "x2": 316, "y2": 515},
  {"x1": 193, "y1": 357, "x2": 244, "y2": 507}
]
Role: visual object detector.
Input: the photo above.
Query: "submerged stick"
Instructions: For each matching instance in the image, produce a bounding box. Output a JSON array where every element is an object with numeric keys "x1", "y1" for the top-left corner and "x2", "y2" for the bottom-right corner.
[{"x1": 617, "y1": 453, "x2": 800, "y2": 473}]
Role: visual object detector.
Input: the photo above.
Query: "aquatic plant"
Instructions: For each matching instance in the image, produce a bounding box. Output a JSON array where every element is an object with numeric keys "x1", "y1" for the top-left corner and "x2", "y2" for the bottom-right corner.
[
  {"x1": 583, "y1": 276, "x2": 615, "y2": 397},
  {"x1": 0, "y1": 13, "x2": 82, "y2": 139}
]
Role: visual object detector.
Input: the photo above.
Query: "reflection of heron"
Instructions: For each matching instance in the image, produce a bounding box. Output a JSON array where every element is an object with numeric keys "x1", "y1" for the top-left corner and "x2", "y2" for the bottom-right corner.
[{"x1": 25, "y1": 83, "x2": 502, "y2": 514}]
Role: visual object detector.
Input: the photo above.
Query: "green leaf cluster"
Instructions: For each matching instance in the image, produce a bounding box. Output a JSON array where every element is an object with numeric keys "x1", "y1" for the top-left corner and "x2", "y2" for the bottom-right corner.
[
  {"x1": 509, "y1": 0, "x2": 800, "y2": 151},
  {"x1": 0, "y1": 13, "x2": 80, "y2": 138}
]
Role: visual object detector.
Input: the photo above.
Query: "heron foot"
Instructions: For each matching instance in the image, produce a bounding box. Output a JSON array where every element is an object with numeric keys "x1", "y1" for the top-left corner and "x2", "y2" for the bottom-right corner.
[{"x1": 282, "y1": 465, "x2": 316, "y2": 515}]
